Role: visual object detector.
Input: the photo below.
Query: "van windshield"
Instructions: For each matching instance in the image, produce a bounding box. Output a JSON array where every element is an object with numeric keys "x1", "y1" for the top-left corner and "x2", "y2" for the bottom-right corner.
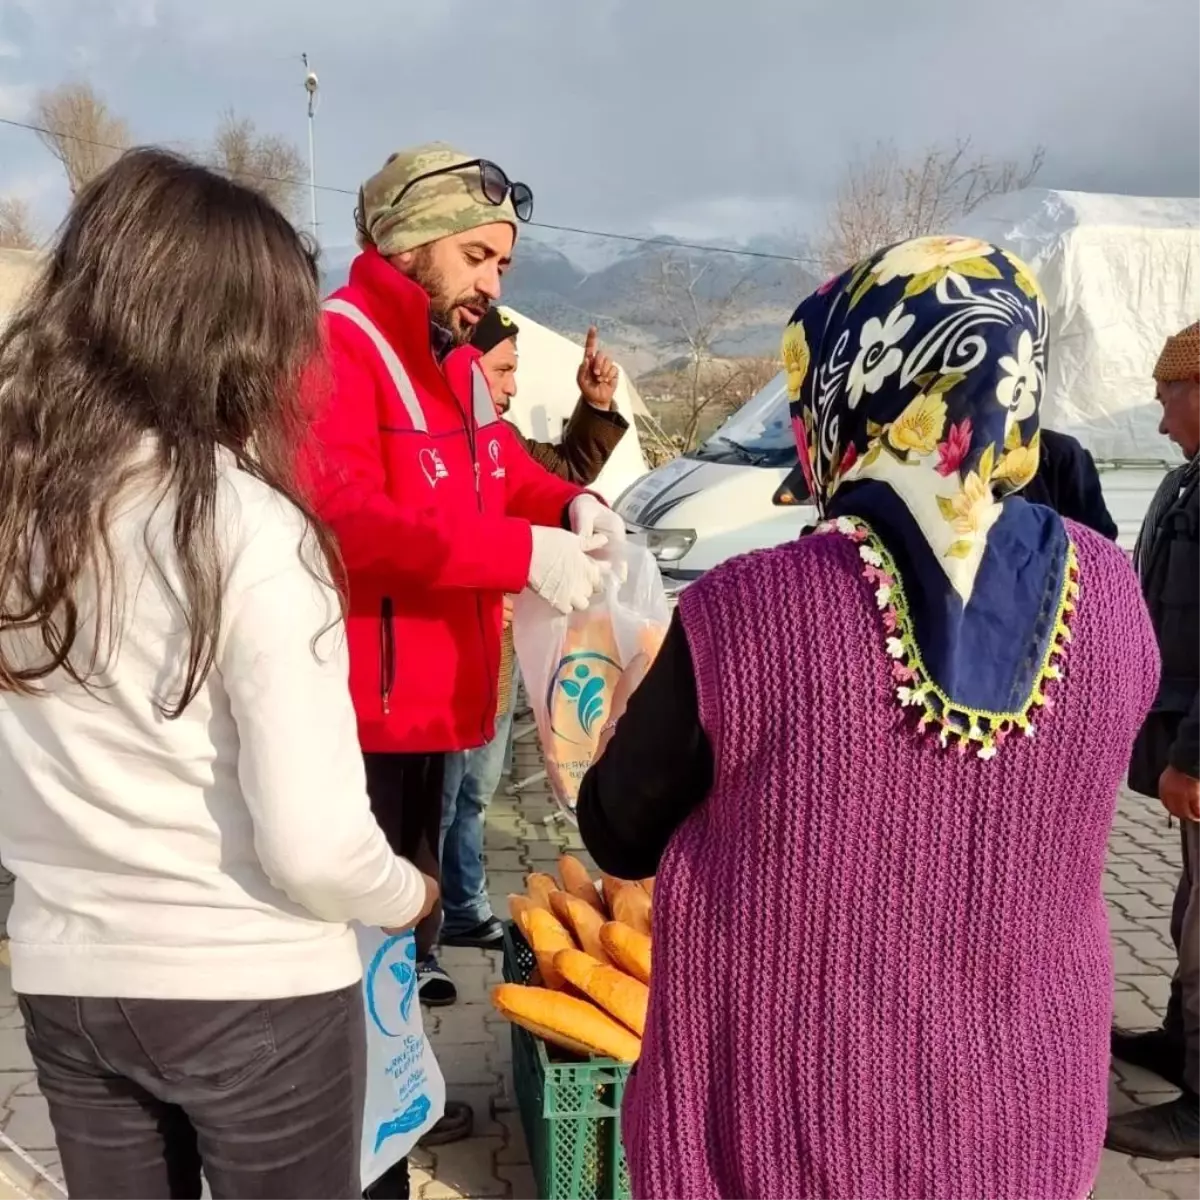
[{"x1": 691, "y1": 375, "x2": 799, "y2": 468}]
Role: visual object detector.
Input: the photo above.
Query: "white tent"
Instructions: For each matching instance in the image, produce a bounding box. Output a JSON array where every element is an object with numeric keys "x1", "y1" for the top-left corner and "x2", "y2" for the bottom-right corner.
[
  {"x1": 497, "y1": 306, "x2": 650, "y2": 503},
  {"x1": 959, "y1": 188, "x2": 1200, "y2": 463}
]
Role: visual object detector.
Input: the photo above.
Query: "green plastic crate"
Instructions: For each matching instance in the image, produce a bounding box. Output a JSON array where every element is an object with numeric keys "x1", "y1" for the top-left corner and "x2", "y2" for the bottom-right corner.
[{"x1": 502, "y1": 922, "x2": 632, "y2": 1200}]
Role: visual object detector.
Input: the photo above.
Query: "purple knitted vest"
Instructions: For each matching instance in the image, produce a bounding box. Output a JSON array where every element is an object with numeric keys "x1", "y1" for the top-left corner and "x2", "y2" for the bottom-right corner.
[{"x1": 624, "y1": 523, "x2": 1159, "y2": 1200}]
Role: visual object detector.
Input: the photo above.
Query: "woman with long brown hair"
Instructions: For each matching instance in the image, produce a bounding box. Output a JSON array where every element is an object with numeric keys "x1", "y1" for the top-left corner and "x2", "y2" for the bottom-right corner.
[{"x1": 0, "y1": 149, "x2": 433, "y2": 1199}]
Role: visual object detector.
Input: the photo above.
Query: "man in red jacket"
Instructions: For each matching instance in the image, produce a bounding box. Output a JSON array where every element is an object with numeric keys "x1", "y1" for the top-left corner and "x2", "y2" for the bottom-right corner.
[{"x1": 302, "y1": 144, "x2": 623, "y2": 1020}]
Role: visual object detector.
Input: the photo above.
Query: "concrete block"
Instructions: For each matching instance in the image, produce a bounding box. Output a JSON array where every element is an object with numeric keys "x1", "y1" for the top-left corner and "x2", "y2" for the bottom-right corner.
[{"x1": 423, "y1": 1137, "x2": 506, "y2": 1199}]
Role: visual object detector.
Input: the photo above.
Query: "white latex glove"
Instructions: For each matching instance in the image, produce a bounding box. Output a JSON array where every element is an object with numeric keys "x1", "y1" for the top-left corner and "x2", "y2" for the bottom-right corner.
[
  {"x1": 568, "y1": 494, "x2": 627, "y2": 548},
  {"x1": 528, "y1": 527, "x2": 607, "y2": 615}
]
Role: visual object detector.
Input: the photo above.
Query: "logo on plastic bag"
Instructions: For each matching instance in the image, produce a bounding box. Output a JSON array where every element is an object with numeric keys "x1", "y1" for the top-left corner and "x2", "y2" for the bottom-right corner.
[
  {"x1": 374, "y1": 1095, "x2": 433, "y2": 1152},
  {"x1": 548, "y1": 651, "x2": 620, "y2": 745},
  {"x1": 366, "y1": 933, "x2": 419, "y2": 1035}
]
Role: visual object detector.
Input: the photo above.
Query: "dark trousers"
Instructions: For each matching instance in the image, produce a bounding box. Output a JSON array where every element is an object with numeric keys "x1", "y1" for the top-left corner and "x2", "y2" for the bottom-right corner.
[
  {"x1": 363, "y1": 1157, "x2": 410, "y2": 1199},
  {"x1": 1133, "y1": 713, "x2": 1200, "y2": 1094},
  {"x1": 1166, "y1": 818, "x2": 1200, "y2": 1095},
  {"x1": 19, "y1": 986, "x2": 365, "y2": 1199},
  {"x1": 364, "y1": 752, "x2": 446, "y2": 959}
]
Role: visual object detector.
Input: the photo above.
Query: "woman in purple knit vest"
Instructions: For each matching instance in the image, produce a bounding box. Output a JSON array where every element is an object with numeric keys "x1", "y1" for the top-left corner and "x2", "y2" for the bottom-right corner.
[{"x1": 577, "y1": 237, "x2": 1161, "y2": 1200}]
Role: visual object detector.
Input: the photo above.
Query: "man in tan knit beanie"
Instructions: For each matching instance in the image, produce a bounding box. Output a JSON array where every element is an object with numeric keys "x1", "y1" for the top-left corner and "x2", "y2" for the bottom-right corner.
[
  {"x1": 302, "y1": 144, "x2": 623, "y2": 1179},
  {"x1": 354, "y1": 142, "x2": 530, "y2": 343},
  {"x1": 1151, "y1": 320, "x2": 1200, "y2": 456},
  {"x1": 1109, "y1": 319, "x2": 1200, "y2": 1161}
]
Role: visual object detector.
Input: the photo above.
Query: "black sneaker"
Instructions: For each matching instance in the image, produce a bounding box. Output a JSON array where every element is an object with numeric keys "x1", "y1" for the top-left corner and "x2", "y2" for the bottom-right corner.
[
  {"x1": 1105, "y1": 1093, "x2": 1200, "y2": 1161},
  {"x1": 417, "y1": 957, "x2": 457, "y2": 1007},
  {"x1": 441, "y1": 916, "x2": 505, "y2": 949},
  {"x1": 1111, "y1": 1026, "x2": 1188, "y2": 1091}
]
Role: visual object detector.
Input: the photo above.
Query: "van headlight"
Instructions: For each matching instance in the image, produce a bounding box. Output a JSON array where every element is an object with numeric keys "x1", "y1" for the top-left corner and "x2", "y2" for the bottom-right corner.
[{"x1": 627, "y1": 524, "x2": 697, "y2": 564}]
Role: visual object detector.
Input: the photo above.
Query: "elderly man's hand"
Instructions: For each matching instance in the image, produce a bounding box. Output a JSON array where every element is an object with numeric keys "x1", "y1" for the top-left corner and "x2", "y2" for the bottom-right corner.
[
  {"x1": 577, "y1": 326, "x2": 619, "y2": 410},
  {"x1": 1159, "y1": 765, "x2": 1200, "y2": 822}
]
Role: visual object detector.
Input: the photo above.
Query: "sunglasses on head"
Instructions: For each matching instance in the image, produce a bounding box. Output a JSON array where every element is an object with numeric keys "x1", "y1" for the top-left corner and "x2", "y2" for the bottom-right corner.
[{"x1": 395, "y1": 158, "x2": 534, "y2": 222}]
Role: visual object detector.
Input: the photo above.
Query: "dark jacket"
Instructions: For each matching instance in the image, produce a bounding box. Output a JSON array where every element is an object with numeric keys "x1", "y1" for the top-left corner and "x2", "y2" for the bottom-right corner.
[
  {"x1": 515, "y1": 397, "x2": 628, "y2": 486},
  {"x1": 1023, "y1": 429, "x2": 1119, "y2": 540},
  {"x1": 1128, "y1": 462, "x2": 1199, "y2": 794}
]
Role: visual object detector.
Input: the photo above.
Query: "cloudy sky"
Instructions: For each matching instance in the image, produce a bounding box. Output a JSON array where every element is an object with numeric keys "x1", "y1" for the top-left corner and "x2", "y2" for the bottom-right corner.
[{"x1": 1, "y1": 0, "x2": 1197, "y2": 254}]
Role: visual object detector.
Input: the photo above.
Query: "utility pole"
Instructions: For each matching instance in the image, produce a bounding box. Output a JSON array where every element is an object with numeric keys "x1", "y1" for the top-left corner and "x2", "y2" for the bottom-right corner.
[{"x1": 301, "y1": 53, "x2": 319, "y2": 237}]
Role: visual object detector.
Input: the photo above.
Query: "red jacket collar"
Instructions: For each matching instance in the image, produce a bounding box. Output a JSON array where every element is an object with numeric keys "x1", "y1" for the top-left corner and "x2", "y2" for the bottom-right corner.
[
  {"x1": 448, "y1": 342, "x2": 483, "y2": 371},
  {"x1": 443, "y1": 342, "x2": 497, "y2": 412},
  {"x1": 344, "y1": 246, "x2": 439, "y2": 364}
]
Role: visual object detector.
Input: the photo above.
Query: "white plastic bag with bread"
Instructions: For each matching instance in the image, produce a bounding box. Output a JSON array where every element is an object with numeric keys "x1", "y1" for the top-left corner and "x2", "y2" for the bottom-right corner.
[{"x1": 513, "y1": 541, "x2": 668, "y2": 818}]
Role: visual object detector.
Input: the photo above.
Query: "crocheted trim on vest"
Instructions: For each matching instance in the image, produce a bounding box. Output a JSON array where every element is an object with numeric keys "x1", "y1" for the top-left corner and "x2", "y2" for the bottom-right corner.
[{"x1": 813, "y1": 515, "x2": 1080, "y2": 760}]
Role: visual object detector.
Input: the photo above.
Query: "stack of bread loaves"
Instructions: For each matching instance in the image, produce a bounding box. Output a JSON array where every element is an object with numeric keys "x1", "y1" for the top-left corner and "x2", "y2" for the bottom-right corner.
[{"x1": 492, "y1": 855, "x2": 654, "y2": 1063}]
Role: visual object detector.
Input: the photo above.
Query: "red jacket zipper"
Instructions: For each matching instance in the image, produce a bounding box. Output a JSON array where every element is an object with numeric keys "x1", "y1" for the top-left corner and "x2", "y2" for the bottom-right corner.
[
  {"x1": 460, "y1": 386, "x2": 498, "y2": 742},
  {"x1": 380, "y1": 596, "x2": 395, "y2": 715}
]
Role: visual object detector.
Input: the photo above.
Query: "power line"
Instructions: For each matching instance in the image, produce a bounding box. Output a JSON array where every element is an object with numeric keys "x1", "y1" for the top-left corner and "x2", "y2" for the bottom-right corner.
[{"x1": 0, "y1": 114, "x2": 820, "y2": 267}]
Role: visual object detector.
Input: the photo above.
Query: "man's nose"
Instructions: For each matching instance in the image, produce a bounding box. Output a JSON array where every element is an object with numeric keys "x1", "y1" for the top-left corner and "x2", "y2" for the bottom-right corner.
[{"x1": 478, "y1": 267, "x2": 502, "y2": 301}]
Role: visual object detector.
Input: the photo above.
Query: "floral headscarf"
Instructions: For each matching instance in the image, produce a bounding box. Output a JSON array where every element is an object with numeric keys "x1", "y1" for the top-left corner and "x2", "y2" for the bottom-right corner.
[{"x1": 783, "y1": 236, "x2": 1078, "y2": 758}]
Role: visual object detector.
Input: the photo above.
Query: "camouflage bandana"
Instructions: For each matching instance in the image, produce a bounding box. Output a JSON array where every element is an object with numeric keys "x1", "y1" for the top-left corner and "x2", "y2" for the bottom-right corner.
[{"x1": 356, "y1": 142, "x2": 519, "y2": 256}]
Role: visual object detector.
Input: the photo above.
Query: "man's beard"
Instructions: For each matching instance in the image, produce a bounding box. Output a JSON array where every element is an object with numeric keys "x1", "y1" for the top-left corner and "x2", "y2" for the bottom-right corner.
[{"x1": 407, "y1": 247, "x2": 489, "y2": 346}]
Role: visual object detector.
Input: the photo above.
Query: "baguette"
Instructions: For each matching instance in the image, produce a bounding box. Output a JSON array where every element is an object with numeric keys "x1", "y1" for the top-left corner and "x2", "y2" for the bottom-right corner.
[
  {"x1": 525, "y1": 906, "x2": 575, "y2": 990},
  {"x1": 547, "y1": 888, "x2": 574, "y2": 929},
  {"x1": 612, "y1": 883, "x2": 653, "y2": 936},
  {"x1": 599, "y1": 921, "x2": 652, "y2": 985},
  {"x1": 554, "y1": 891, "x2": 612, "y2": 964},
  {"x1": 558, "y1": 855, "x2": 606, "y2": 915},
  {"x1": 600, "y1": 873, "x2": 625, "y2": 919},
  {"x1": 527, "y1": 872, "x2": 559, "y2": 912},
  {"x1": 508, "y1": 894, "x2": 536, "y2": 937},
  {"x1": 554, "y1": 949, "x2": 649, "y2": 1036},
  {"x1": 491, "y1": 984, "x2": 642, "y2": 1062}
]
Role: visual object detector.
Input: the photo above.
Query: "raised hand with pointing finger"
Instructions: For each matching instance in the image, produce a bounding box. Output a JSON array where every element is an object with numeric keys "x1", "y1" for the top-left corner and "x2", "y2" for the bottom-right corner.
[{"x1": 577, "y1": 325, "x2": 620, "y2": 411}]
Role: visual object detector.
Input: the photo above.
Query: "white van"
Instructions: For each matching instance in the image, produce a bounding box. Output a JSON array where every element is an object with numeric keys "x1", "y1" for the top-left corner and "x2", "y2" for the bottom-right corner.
[
  {"x1": 615, "y1": 376, "x2": 810, "y2": 597},
  {"x1": 618, "y1": 188, "x2": 1197, "y2": 596}
]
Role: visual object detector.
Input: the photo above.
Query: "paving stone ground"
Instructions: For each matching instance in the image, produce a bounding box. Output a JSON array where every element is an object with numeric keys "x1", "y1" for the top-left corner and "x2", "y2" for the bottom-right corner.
[{"x1": 0, "y1": 727, "x2": 1196, "y2": 1197}]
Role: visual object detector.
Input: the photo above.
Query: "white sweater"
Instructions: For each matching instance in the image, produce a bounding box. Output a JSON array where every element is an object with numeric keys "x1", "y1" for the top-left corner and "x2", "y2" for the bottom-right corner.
[{"x1": 0, "y1": 455, "x2": 426, "y2": 1000}]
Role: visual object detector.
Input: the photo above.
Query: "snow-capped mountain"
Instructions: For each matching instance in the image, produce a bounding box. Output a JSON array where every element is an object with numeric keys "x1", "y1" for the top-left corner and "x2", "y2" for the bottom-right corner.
[{"x1": 317, "y1": 229, "x2": 814, "y2": 375}]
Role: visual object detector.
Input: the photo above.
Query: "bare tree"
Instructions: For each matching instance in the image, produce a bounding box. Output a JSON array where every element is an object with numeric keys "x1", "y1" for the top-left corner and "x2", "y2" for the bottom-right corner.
[
  {"x1": 818, "y1": 138, "x2": 1045, "y2": 276},
  {"x1": 0, "y1": 198, "x2": 37, "y2": 250},
  {"x1": 208, "y1": 111, "x2": 305, "y2": 222},
  {"x1": 34, "y1": 83, "x2": 130, "y2": 195},
  {"x1": 639, "y1": 253, "x2": 783, "y2": 451},
  {"x1": 637, "y1": 421, "x2": 685, "y2": 469}
]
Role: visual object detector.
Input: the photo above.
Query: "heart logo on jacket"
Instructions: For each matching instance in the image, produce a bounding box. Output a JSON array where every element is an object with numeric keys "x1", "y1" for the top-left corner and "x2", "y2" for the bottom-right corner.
[{"x1": 419, "y1": 447, "x2": 449, "y2": 488}]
